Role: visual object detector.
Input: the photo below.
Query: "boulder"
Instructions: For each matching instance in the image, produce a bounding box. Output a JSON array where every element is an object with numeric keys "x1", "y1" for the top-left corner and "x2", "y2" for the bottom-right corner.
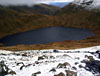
[
  {"x1": 85, "y1": 60, "x2": 100, "y2": 75},
  {"x1": 49, "y1": 68, "x2": 56, "y2": 72},
  {"x1": 54, "y1": 72, "x2": 65, "y2": 76},
  {"x1": 72, "y1": 66, "x2": 77, "y2": 70},
  {"x1": 31, "y1": 71, "x2": 41, "y2": 76},
  {"x1": 0, "y1": 61, "x2": 16, "y2": 76},
  {"x1": 0, "y1": 61, "x2": 9, "y2": 76},
  {"x1": 65, "y1": 70, "x2": 77, "y2": 76},
  {"x1": 57, "y1": 62, "x2": 71, "y2": 68},
  {"x1": 53, "y1": 50, "x2": 59, "y2": 53},
  {"x1": 38, "y1": 55, "x2": 48, "y2": 60}
]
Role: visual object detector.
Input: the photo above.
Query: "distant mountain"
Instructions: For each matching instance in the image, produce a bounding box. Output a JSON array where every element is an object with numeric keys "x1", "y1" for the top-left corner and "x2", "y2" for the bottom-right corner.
[
  {"x1": 55, "y1": 0, "x2": 100, "y2": 29},
  {"x1": 48, "y1": 2, "x2": 70, "y2": 8},
  {"x1": 57, "y1": 0, "x2": 100, "y2": 14},
  {"x1": 7, "y1": 4, "x2": 60, "y2": 15},
  {"x1": 72, "y1": 0, "x2": 100, "y2": 9}
]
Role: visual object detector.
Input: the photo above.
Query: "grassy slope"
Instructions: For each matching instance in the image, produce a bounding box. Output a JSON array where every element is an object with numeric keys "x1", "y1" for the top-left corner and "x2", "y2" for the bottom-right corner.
[
  {"x1": 0, "y1": 7, "x2": 56, "y2": 39},
  {"x1": 7, "y1": 4, "x2": 60, "y2": 15},
  {"x1": 56, "y1": 3, "x2": 100, "y2": 29}
]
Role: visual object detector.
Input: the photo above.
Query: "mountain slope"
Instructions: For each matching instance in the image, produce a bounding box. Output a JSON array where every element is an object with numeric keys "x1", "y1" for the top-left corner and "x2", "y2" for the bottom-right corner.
[
  {"x1": 56, "y1": 0, "x2": 100, "y2": 29},
  {"x1": 73, "y1": 0, "x2": 100, "y2": 9},
  {"x1": 7, "y1": 4, "x2": 60, "y2": 15},
  {"x1": 0, "y1": 7, "x2": 55, "y2": 38}
]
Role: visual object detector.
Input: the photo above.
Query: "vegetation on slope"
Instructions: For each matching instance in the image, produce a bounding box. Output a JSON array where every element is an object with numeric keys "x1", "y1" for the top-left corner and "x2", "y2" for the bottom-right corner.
[
  {"x1": 56, "y1": 3, "x2": 100, "y2": 29},
  {"x1": 0, "y1": 7, "x2": 56, "y2": 38},
  {"x1": 7, "y1": 4, "x2": 60, "y2": 15}
]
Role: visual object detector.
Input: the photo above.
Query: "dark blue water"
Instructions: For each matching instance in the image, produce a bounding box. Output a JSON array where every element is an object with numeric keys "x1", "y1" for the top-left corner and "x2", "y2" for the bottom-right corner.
[{"x1": 0, "y1": 27, "x2": 94, "y2": 46}]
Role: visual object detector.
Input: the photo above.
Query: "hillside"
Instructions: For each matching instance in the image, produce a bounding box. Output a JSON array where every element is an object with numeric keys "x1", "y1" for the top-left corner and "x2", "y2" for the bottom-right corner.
[
  {"x1": 0, "y1": 7, "x2": 56, "y2": 39},
  {"x1": 7, "y1": 4, "x2": 60, "y2": 15},
  {"x1": 56, "y1": 2, "x2": 100, "y2": 29}
]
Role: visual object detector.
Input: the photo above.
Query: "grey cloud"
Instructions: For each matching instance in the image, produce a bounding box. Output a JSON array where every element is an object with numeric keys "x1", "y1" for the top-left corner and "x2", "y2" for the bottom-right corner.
[{"x1": 0, "y1": 0, "x2": 70, "y2": 6}]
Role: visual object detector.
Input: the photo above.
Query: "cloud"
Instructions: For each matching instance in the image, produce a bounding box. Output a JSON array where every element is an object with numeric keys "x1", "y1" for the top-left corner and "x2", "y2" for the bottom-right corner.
[{"x1": 0, "y1": 0, "x2": 73, "y2": 6}]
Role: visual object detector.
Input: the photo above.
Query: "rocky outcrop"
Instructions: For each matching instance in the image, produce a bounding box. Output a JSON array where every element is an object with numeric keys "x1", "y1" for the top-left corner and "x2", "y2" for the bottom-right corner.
[
  {"x1": 57, "y1": 62, "x2": 71, "y2": 68},
  {"x1": 72, "y1": 0, "x2": 100, "y2": 9},
  {"x1": 54, "y1": 72, "x2": 65, "y2": 76},
  {"x1": 85, "y1": 60, "x2": 100, "y2": 75},
  {"x1": 0, "y1": 61, "x2": 9, "y2": 76},
  {"x1": 31, "y1": 71, "x2": 41, "y2": 76},
  {"x1": 65, "y1": 70, "x2": 77, "y2": 76},
  {"x1": 0, "y1": 61, "x2": 16, "y2": 76}
]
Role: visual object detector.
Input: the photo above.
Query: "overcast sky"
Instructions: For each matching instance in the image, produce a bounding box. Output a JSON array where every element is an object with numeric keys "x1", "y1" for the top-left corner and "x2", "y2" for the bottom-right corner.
[{"x1": 0, "y1": 0, "x2": 73, "y2": 6}]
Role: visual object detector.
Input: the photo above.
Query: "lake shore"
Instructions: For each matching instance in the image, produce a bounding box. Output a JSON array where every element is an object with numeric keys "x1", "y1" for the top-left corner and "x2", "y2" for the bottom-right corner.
[{"x1": 0, "y1": 28, "x2": 100, "y2": 51}]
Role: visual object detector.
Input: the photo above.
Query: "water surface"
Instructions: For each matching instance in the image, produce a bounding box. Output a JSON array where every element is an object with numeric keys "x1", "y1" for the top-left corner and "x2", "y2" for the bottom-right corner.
[{"x1": 0, "y1": 27, "x2": 94, "y2": 46}]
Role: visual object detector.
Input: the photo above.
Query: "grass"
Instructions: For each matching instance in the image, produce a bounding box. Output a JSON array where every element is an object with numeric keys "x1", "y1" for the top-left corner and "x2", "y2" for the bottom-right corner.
[{"x1": 8, "y1": 4, "x2": 60, "y2": 15}]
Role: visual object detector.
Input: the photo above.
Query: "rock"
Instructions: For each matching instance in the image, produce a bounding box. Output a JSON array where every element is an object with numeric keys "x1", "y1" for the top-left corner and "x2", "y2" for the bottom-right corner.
[
  {"x1": 0, "y1": 61, "x2": 9, "y2": 75},
  {"x1": 38, "y1": 55, "x2": 48, "y2": 60},
  {"x1": 96, "y1": 50, "x2": 100, "y2": 53},
  {"x1": 79, "y1": 65, "x2": 84, "y2": 68},
  {"x1": 75, "y1": 57, "x2": 80, "y2": 60},
  {"x1": 88, "y1": 56, "x2": 94, "y2": 61},
  {"x1": 50, "y1": 56, "x2": 55, "y2": 59},
  {"x1": 85, "y1": 55, "x2": 94, "y2": 61},
  {"x1": 0, "y1": 61, "x2": 16, "y2": 76},
  {"x1": 20, "y1": 65, "x2": 25, "y2": 70},
  {"x1": 63, "y1": 54, "x2": 70, "y2": 57},
  {"x1": 53, "y1": 50, "x2": 59, "y2": 53},
  {"x1": 72, "y1": 66, "x2": 77, "y2": 70},
  {"x1": 85, "y1": 60, "x2": 100, "y2": 75},
  {"x1": 31, "y1": 71, "x2": 41, "y2": 76},
  {"x1": 34, "y1": 71, "x2": 41, "y2": 74},
  {"x1": 65, "y1": 70, "x2": 77, "y2": 76},
  {"x1": 35, "y1": 61, "x2": 39, "y2": 64},
  {"x1": 81, "y1": 59, "x2": 89, "y2": 63},
  {"x1": 54, "y1": 72, "x2": 65, "y2": 76},
  {"x1": 25, "y1": 64, "x2": 32, "y2": 67},
  {"x1": 75, "y1": 62, "x2": 79, "y2": 65},
  {"x1": 9, "y1": 71, "x2": 16, "y2": 75},
  {"x1": 38, "y1": 57, "x2": 44, "y2": 60},
  {"x1": 57, "y1": 62, "x2": 71, "y2": 68},
  {"x1": 21, "y1": 53, "x2": 27, "y2": 56},
  {"x1": 12, "y1": 53, "x2": 21, "y2": 56},
  {"x1": 17, "y1": 62, "x2": 24, "y2": 66},
  {"x1": 91, "y1": 50, "x2": 100, "y2": 59},
  {"x1": 49, "y1": 68, "x2": 56, "y2": 72}
]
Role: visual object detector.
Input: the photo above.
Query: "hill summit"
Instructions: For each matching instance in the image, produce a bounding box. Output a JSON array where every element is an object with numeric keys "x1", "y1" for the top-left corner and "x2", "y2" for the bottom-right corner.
[{"x1": 72, "y1": 0, "x2": 100, "y2": 9}]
